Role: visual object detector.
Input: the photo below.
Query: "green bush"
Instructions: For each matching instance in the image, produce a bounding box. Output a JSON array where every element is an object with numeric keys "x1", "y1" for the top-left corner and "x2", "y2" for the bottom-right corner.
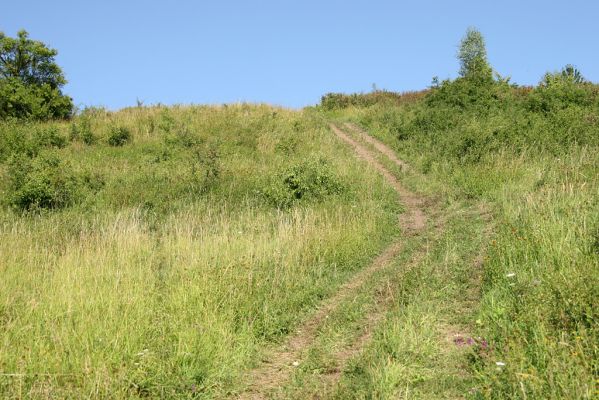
[
  {"x1": 263, "y1": 156, "x2": 345, "y2": 208},
  {"x1": 0, "y1": 123, "x2": 69, "y2": 161},
  {"x1": 527, "y1": 78, "x2": 596, "y2": 113},
  {"x1": 0, "y1": 123, "x2": 35, "y2": 160},
  {"x1": 190, "y1": 143, "x2": 221, "y2": 192},
  {"x1": 35, "y1": 126, "x2": 67, "y2": 148},
  {"x1": 6, "y1": 152, "x2": 80, "y2": 211},
  {"x1": 70, "y1": 118, "x2": 96, "y2": 145},
  {"x1": 80, "y1": 170, "x2": 105, "y2": 192},
  {"x1": 108, "y1": 126, "x2": 132, "y2": 146},
  {"x1": 81, "y1": 127, "x2": 96, "y2": 145},
  {"x1": 0, "y1": 78, "x2": 73, "y2": 120},
  {"x1": 158, "y1": 109, "x2": 175, "y2": 133},
  {"x1": 163, "y1": 125, "x2": 202, "y2": 148}
]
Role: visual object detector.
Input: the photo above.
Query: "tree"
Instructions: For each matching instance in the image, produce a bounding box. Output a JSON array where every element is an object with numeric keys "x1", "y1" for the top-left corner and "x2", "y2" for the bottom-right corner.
[
  {"x1": 541, "y1": 64, "x2": 586, "y2": 86},
  {"x1": 0, "y1": 30, "x2": 73, "y2": 120},
  {"x1": 457, "y1": 27, "x2": 492, "y2": 82},
  {"x1": 528, "y1": 65, "x2": 591, "y2": 112},
  {"x1": 426, "y1": 28, "x2": 512, "y2": 110}
]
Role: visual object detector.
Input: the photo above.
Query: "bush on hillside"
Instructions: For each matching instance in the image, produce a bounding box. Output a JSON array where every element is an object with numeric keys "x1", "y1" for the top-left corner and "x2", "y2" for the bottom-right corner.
[
  {"x1": 263, "y1": 156, "x2": 345, "y2": 208},
  {"x1": 35, "y1": 126, "x2": 67, "y2": 148},
  {"x1": 6, "y1": 152, "x2": 80, "y2": 211},
  {"x1": 108, "y1": 126, "x2": 132, "y2": 146},
  {"x1": 527, "y1": 65, "x2": 597, "y2": 113},
  {"x1": 0, "y1": 123, "x2": 69, "y2": 161},
  {"x1": 70, "y1": 118, "x2": 96, "y2": 145},
  {"x1": 190, "y1": 142, "x2": 221, "y2": 191},
  {"x1": 426, "y1": 27, "x2": 513, "y2": 111}
]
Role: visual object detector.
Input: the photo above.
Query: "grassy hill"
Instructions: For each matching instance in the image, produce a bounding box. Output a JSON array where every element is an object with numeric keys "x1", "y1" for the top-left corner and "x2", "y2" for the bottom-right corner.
[
  {"x1": 324, "y1": 75, "x2": 598, "y2": 398},
  {"x1": 0, "y1": 44, "x2": 597, "y2": 400},
  {"x1": 0, "y1": 105, "x2": 402, "y2": 397}
]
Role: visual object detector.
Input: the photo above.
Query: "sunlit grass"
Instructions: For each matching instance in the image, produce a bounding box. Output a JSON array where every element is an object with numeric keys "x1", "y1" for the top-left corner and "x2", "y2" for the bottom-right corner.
[
  {"x1": 336, "y1": 101, "x2": 598, "y2": 399},
  {"x1": 0, "y1": 105, "x2": 400, "y2": 398}
]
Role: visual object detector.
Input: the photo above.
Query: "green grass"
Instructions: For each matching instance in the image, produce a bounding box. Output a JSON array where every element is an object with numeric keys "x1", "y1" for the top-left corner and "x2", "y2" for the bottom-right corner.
[
  {"x1": 330, "y1": 83, "x2": 598, "y2": 399},
  {"x1": 1, "y1": 78, "x2": 597, "y2": 399},
  {"x1": 0, "y1": 105, "x2": 401, "y2": 398},
  {"x1": 274, "y1": 123, "x2": 491, "y2": 399},
  {"x1": 278, "y1": 203, "x2": 490, "y2": 399}
]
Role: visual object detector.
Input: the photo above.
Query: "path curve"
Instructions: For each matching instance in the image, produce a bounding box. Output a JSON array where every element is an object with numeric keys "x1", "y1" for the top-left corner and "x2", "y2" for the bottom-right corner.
[{"x1": 234, "y1": 123, "x2": 430, "y2": 399}]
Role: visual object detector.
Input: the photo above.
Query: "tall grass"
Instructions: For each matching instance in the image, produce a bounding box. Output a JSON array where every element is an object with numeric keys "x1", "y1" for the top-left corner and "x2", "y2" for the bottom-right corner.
[
  {"x1": 335, "y1": 81, "x2": 598, "y2": 398},
  {"x1": 0, "y1": 105, "x2": 400, "y2": 398}
]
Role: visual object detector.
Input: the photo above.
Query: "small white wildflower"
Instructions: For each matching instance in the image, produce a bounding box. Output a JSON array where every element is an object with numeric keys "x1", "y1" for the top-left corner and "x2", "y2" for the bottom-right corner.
[
  {"x1": 495, "y1": 361, "x2": 506, "y2": 367},
  {"x1": 506, "y1": 273, "x2": 516, "y2": 278},
  {"x1": 292, "y1": 361, "x2": 300, "y2": 367}
]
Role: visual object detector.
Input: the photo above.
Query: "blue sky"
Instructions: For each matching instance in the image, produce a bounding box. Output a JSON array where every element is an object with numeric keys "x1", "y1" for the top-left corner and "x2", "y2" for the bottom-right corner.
[{"x1": 3, "y1": 0, "x2": 598, "y2": 109}]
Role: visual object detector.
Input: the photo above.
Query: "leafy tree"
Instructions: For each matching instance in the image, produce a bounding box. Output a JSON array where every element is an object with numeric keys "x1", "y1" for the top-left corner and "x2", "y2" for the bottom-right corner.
[
  {"x1": 426, "y1": 28, "x2": 508, "y2": 110},
  {"x1": 560, "y1": 64, "x2": 585, "y2": 83},
  {"x1": 0, "y1": 30, "x2": 73, "y2": 120},
  {"x1": 541, "y1": 64, "x2": 586, "y2": 86},
  {"x1": 457, "y1": 27, "x2": 493, "y2": 82},
  {"x1": 528, "y1": 65, "x2": 592, "y2": 112}
]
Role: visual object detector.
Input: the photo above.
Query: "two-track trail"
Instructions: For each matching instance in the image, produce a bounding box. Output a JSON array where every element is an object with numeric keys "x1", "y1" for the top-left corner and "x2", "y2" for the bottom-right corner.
[{"x1": 234, "y1": 122, "x2": 442, "y2": 399}]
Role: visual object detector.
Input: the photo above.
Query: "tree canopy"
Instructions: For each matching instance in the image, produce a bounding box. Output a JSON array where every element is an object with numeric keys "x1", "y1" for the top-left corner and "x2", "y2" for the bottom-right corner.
[
  {"x1": 457, "y1": 27, "x2": 492, "y2": 82},
  {"x1": 0, "y1": 30, "x2": 73, "y2": 120}
]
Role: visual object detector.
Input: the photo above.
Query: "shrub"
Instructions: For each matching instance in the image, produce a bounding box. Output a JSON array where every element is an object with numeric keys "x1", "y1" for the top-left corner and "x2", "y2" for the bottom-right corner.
[
  {"x1": 163, "y1": 125, "x2": 201, "y2": 148},
  {"x1": 425, "y1": 28, "x2": 514, "y2": 111},
  {"x1": 6, "y1": 152, "x2": 80, "y2": 210},
  {"x1": 81, "y1": 170, "x2": 105, "y2": 192},
  {"x1": 35, "y1": 126, "x2": 67, "y2": 148},
  {"x1": 263, "y1": 157, "x2": 345, "y2": 208},
  {"x1": 158, "y1": 109, "x2": 175, "y2": 133},
  {"x1": 81, "y1": 126, "x2": 96, "y2": 145},
  {"x1": 190, "y1": 143, "x2": 221, "y2": 191},
  {"x1": 0, "y1": 123, "x2": 69, "y2": 161},
  {"x1": 108, "y1": 126, "x2": 131, "y2": 146},
  {"x1": 70, "y1": 118, "x2": 96, "y2": 145},
  {"x1": 527, "y1": 69, "x2": 595, "y2": 113},
  {"x1": 0, "y1": 123, "x2": 35, "y2": 160}
]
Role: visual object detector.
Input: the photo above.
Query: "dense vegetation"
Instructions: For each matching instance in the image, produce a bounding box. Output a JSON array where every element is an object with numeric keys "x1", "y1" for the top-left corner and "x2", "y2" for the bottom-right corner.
[
  {"x1": 325, "y1": 28, "x2": 598, "y2": 399},
  {"x1": 0, "y1": 105, "x2": 401, "y2": 397},
  {"x1": 0, "y1": 30, "x2": 73, "y2": 120},
  {"x1": 0, "y1": 26, "x2": 596, "y2": 399}
]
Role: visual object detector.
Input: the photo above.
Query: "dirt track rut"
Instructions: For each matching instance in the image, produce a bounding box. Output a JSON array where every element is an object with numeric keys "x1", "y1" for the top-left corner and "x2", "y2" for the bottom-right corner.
[{"x1": 235, "y1": 123, "x2": 433, "y2": 399}]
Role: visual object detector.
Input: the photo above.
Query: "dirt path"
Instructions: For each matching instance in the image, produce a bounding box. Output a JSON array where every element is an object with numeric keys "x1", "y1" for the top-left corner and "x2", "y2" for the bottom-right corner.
[
  {"x1": 342, "y1": 122, "x2": 410, "y2": 171},
  {"x1": 235, "y1": 123, "x2": 432, "y2": 399},
  {"x1": 330, "y1": 124, "x2": 426, "y2": 233}
]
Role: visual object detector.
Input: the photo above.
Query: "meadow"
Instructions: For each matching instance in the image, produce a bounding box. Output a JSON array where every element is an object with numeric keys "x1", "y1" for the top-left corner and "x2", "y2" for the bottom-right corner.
[
  {"x1": 324, "y1": 73, "x2": 598, "y2": 398},
  {"x1": 0, "y1": 105, "x2": 401, "y2": 398},
  {"x1": 0, "y1": 36, "x2": 597, "y2": 400}
]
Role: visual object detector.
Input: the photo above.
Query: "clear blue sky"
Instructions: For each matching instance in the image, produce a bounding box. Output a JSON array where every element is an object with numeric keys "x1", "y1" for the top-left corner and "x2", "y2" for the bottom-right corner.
[{"x1": 3, "y1": 0, "x2": 598, "y2": 109}]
